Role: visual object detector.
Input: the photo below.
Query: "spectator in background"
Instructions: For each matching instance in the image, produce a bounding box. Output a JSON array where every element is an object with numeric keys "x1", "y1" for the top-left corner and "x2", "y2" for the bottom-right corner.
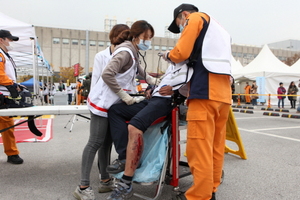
[
  {"x1": 287, "y1": 81, "x2": 298, "y2": 109},
  {"x1": 58, "y1": 80, "x2": 65, "y2": 92},
  {"x1": 231, "y1": 80, "x2": 236, "y2": 102},
  {"x1": 81, "y1": 74, "x2": 91, "y2": 102},
  {"x1": 66, "y1": 79, "x2": 73, "y2": 105},
  {"x1": 244, "y1": 82, "x2": 251, "y2": 104},
  {"x1": 277, "y1": 82, "x2": 286, "y2": 108},
  {"x1": 250, "y1": 81, "x2": 258, "y2": 106},
  {"x1": 42, "y1": 82, "x2": 49, "y2": 104},
  {"x1": 76, "y1": 79, "x2": 82, "y2": 105},
  {"x1": 49, "y1": 83, "x2": 56, "y2": 104}
]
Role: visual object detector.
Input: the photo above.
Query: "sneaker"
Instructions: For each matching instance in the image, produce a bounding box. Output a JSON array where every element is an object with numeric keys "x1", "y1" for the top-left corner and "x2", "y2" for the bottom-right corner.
[
  {"x1": 99, "y1": 179, "x2": 115, "y2": 193},
  {"x1": 107, "y1": 182, "x2": 133, "y2": 200},
  {"x1": 106, "y1": 159, "x2": 126, "y2": 174},
  {"x1": 73, "y1": 186, "x2": 95, "y2": 200},
  {"x1": 7, "y1": 155, "x2": 23, "y2": 164}
]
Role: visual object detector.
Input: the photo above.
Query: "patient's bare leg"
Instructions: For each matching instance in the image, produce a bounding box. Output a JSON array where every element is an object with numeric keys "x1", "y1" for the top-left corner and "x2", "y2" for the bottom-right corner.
[{"x1": 123, "y1": 124, "x2": 144, "y2": 177}]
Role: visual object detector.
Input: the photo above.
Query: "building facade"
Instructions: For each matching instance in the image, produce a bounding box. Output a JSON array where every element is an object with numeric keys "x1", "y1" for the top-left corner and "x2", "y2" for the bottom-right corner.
[{"x1": 34, "y1": 26, "x2": 299, "y2": 74}]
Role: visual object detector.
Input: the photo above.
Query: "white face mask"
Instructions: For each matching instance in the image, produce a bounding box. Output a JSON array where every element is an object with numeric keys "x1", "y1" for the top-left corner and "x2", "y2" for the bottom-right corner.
[
  {"x1": 6, "y1": 42, "x2": 14, "y2": 51},
  {"x1": 137, "y1": 39, "x2": 151, "y2": 51}
]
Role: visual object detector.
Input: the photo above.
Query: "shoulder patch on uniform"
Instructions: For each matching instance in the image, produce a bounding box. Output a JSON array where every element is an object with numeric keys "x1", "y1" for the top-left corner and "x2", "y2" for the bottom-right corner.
[{"x1": 186, "y1": 19, "x2": 189, "y2": 26}]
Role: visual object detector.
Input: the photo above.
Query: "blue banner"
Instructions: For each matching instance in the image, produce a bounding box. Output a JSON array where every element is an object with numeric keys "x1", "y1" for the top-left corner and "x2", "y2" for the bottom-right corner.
[{"x1": 256, "y1": 77, "x2": 265, "y2": 103}]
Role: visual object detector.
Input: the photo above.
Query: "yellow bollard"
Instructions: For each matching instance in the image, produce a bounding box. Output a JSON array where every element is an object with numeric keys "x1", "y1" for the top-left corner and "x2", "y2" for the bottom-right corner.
[{"x1": 267, "y1": 94, "x2": 271, "y2": 108}]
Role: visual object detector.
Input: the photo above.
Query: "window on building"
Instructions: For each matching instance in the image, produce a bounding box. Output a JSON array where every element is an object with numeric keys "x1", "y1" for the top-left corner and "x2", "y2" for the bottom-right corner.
[
  {"x1": 168, "y1": 46, "x2": 173, "y2": 50},
  {"x1": 72, "y1": 39, "x2": 78, "y2": 45},
  {"x1": 98, "y1": 41, "x2": 105, "y2": 46},
  {"x1": 106, "y1": 42, "x2": 111, "y2": 47},
  {"x1": 90, "y1": 41, "x2": 96, "y2": 46},
  {"x1": 81, "y1": 40, "x2": 86, "y2": 46},
  {"x1": 62, "y1": 39, "x2": 69, "y2": 45},
  {"x1": 53, "y1": 38, "x2": 60, "y2": 44},
  {"x1": 161, "y1": 46, "x2": 167, "y2": 51},
  {"x1": 154, "y1": 46, "x2": 160, "y2": 51},
  {"x1": 149, "y1": 45, "x2": 152, "y2": 50}
]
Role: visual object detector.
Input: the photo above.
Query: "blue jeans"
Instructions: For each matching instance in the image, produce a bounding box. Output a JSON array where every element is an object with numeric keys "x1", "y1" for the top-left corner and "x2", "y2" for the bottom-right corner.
[
  {"x1": 278, "y1": 99, "x2": 285, "y2": 108},
  {"x1": 251, "y1": 99, "x2": 257, "y2": 106}
]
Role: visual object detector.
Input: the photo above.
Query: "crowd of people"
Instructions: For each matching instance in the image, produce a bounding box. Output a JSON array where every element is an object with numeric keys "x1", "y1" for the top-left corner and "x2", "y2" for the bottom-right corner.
[
  {"x1": 4, "y1": 3, "x2": 299, "y2": 200},
  {"x1": 242, "y1": 80, "x2": 300, "y2": 109},
  {"x1": 38, "y1": 76, "x2": 92, "y2": 105},
  {"x1": 276, "y1": 81, "x2": 299, "y2": 109}
]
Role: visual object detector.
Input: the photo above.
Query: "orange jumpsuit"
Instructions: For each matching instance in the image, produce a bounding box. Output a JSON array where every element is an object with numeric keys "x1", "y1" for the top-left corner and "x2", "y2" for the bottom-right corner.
[
  {"x1": 0, "y1": 51, "x2": 19, "y2": 156},
  {"x1": 76, "y1": 81, "x2": 82, "y2": 105},
  {"x1": 244, "y1": 85, "x2": 251, "y2": 103},
  {"x1": 168, "y1": 12, "x2": 231, "y2": 200}
]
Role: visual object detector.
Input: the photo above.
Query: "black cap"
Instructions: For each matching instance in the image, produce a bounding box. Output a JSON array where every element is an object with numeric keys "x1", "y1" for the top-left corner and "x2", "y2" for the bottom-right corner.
[
  {"x1": 168, "y1": 3, "x2": 198, "y2": 34},
  {"x1": 0, "y1": 30, "x2": 19, "y2": 41}
]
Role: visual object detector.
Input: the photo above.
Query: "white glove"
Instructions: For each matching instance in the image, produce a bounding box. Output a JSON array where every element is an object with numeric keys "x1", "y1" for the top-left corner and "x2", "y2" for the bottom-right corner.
[
  {"x1": 161, "y1": 51, "x2": 169, "y2": 61},
  {"x1": 146, "y1": 74, "x2": 161, "y2": 86},
  {"x1": 116, "y1": 89, "x2": 145, "y2": 105}
]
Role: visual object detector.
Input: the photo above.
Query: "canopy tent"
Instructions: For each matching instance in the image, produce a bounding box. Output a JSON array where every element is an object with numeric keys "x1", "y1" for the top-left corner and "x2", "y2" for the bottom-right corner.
[
  {"x1": 0, "y1": 12, "x2": 51, "y2": 95},
  {"x1": 290, "y1": 57, "x2": 300, "y2": 73},
  {"x1": 231, "y1": 56, "x2": 243, "y2": 74},
  {"x1": 233, "y1": 44, "x2": 300, "y2": 105},
  {"x1": 20, "y1": 78, "x2": 42, "y2": 87},
  {"x1": 20, "y1": 78, "x2": 42, "y2": 92}
]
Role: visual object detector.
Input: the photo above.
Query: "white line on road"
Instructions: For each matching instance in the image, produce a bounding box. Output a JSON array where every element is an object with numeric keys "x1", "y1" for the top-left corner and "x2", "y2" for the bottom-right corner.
[{"x1": 239, "y1": 128, "x2": 300, "y2": 142}]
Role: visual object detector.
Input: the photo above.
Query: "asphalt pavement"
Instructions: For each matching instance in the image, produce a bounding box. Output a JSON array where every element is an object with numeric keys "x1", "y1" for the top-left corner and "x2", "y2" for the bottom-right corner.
[{"x1": 1, "y1": 105, "x2": 300, "y2": 200}]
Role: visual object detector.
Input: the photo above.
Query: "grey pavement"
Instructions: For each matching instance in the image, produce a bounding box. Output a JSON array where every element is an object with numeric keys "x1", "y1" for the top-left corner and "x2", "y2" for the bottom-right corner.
[{"x1": 1, "y1": 105, "x2": 300, "y2": 200}]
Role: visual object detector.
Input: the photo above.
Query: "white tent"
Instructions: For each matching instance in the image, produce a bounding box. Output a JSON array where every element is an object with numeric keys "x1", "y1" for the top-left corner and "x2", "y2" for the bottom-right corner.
[
  {"x1": 0, "y1": 12, "x2": 51, "y2": 95},
  {"x1": 231, "y1": 56, "x2": 243, "y2": 74},
  {"x1": 290, "y1": 57, "x2": 300, "y2": 73},
  {"x1": 233, "y1": 44, "x2": 300, "y2": 105}
]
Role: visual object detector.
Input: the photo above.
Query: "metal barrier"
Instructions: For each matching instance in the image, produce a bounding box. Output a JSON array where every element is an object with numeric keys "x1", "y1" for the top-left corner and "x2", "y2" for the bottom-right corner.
[{"x1": 232, "y1": 94, "x2": 300, "y2": 108}]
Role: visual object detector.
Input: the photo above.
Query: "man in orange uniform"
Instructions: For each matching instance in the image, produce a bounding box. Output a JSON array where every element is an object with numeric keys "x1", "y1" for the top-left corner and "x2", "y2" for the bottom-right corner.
[
  {"x1": 164, "y1": 4, "x2": 232, "y2": 200},
  {"x1": 76, "y1": 79, "x2": 82, "y2": 105},
  {"x1": 0, "y1": 30, "x2": 24, "y2": 164},
  {"x1": 244, "y1": 82, "x2": 251, "y2": 104}
]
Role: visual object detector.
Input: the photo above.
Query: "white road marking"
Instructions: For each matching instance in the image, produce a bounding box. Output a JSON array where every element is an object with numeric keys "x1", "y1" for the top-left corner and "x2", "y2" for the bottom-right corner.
[{"x1": 239, "y1": 128, "x2": 300, "y2": 142}]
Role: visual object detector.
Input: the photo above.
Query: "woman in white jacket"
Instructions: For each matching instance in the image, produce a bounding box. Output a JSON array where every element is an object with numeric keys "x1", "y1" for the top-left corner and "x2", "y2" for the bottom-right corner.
[{"x1": 74, "y1": 21, "x2": 158, "y2": 200}]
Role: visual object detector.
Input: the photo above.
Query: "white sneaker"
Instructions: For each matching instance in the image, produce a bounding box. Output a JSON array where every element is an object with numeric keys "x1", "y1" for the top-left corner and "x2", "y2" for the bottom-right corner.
[{"x1": 73, "y1": 186, "x2": 95, "y2": 200}]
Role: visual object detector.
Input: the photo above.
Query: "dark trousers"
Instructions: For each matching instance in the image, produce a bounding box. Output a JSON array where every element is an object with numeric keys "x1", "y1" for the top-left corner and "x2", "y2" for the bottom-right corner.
[
  {"x1": 108, "y1": 97, "x2": 172, "y2": 160},
  {"x1": 290, "y1": 100, "x2": 296, "y2": 108},
  {"x1": 68, "y1": 94, "x2": 72, "y2": 105}
]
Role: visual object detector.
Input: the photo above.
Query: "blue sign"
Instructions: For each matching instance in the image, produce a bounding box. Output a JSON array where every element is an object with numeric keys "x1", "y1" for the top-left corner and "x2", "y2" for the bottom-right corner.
[{"x1": 256, "y1": 77, "x2": 265, "y2": 103}]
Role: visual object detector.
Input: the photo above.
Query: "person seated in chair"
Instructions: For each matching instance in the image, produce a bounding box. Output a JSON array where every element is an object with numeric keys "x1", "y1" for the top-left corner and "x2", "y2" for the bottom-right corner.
[{"x1": 106, "y1": 64, "x2": 186, "y2": 200}]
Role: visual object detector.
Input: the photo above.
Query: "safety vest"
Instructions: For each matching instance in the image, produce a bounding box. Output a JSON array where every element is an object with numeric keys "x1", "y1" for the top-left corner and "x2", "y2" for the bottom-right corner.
[
  {"x1": 201, "y1": 16, "x2": 232, "y2": 75},
  {"x1": 87, "y1": 47, "x2": 138, "y2": 117},
  {"x1": 0, "y1": 48, "x2": 17, "y2": 96},
  {"x1": 90, "y1": 47, "x2": 111, "y2": 90}
]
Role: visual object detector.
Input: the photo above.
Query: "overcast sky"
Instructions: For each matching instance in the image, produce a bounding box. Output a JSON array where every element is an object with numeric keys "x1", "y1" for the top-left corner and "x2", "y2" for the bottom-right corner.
[{"x1": 2, "y1": 0, "x2": 300, "y2": 46}]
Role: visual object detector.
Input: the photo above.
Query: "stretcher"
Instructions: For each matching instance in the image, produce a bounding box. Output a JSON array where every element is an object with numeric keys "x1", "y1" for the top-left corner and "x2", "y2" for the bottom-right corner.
[{"x1": 0, "y1": 105, "x2": 89, "y2": 134}]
